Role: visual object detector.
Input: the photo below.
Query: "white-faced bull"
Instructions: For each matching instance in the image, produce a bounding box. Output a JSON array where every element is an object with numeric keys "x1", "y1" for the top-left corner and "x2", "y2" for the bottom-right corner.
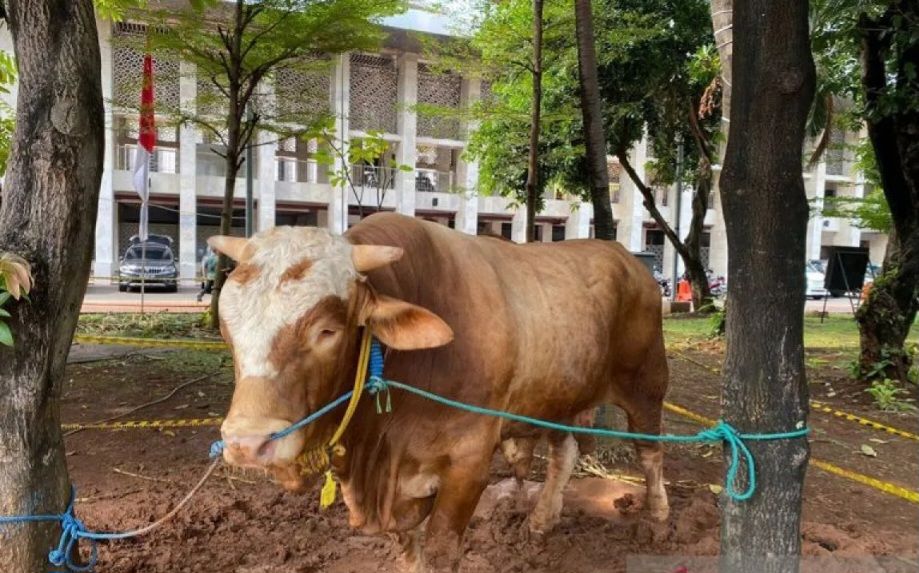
[{"x1": 211, "y1": 212, "x2": 669, "y2": 572}]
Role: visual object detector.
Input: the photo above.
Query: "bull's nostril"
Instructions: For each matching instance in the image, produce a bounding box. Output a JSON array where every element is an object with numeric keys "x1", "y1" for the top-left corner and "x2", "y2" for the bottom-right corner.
[{"x1": 224, "y1": 435, "x2": 273, "y2": 465}]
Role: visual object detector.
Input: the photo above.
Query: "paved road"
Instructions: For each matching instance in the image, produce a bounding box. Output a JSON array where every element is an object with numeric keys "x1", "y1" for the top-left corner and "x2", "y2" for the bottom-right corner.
[{"x1": 83, "y1": 284, "x2": 863, "y2": 315}]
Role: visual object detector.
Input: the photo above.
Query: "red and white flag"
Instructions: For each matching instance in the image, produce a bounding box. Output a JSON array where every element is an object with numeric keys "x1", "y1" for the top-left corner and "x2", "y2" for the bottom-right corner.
[{"x1": 133, "y1": 52, "x2": 156, "y2": 241}]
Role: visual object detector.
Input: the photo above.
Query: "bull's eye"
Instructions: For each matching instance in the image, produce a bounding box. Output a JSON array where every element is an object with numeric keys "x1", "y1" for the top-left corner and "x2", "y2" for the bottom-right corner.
[{"x1": 318, "y1": 329, "x2": 338, "y2": 339}]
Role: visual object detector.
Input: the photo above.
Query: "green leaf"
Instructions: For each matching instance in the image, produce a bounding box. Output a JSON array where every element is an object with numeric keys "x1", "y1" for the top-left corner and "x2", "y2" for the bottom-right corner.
[
  {"x1": 0, "y1": 321, "x2": 13, "y2": 347},
  {"x1": 0, "y1": 308, "x2": 10, "y2": 318},
  {"x1": 0, "y1": 290, "x2": 10, "y2": 306}
]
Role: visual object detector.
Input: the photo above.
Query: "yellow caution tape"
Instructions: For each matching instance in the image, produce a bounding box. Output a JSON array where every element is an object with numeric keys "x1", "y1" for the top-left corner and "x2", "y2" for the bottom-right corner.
[
  {"x1": 811, "y1": 460, "x2": 919, "y2": 504},
  {"x1": 62, "y1": 417, "x2": 224, "y2": 431},
  {"x1": 663, "y1": 401, "x2": 919, "y2": 505},
  {"x1": 74, "y1": 334, "x2": 227, "y2": 350},
  {"x1": 810, "y1": 400, "x2": 919, "y2": 441},
  {"x1": 668, "y1": 349, "x2": 918, "y2": 442}
]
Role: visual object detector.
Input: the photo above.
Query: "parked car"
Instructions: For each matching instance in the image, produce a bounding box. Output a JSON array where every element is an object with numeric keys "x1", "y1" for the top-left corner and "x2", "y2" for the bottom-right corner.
[
  {"x1": 805, "y1": 260, "x2": 827, "y2": 299},
  {"x1": 118, "y1": 234, "x2": 178, "y2": 292},
  {"x1": 863, "y1": 263, "x2": 881, "y2": 286}
]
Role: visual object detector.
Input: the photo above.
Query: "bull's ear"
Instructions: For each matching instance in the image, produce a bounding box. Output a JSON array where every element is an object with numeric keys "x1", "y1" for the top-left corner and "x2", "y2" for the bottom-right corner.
[
  {"x1": 363, "y1": 294, "x2": 453, "y2": 350},
  {"x1": 207, "y1": 236, "x2": 252, "y2": 262}
]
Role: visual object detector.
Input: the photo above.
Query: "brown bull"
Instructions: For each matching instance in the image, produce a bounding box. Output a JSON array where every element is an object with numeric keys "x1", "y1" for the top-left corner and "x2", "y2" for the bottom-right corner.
[{"x1": 210, "y1": 212, "x2": 669, "y2": 572}]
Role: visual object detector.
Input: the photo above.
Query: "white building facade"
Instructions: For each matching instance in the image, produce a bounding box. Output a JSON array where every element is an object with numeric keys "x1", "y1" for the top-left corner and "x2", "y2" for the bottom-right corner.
[{"x1": 0, "y1": 14, "x2": 887, "y2": 284}]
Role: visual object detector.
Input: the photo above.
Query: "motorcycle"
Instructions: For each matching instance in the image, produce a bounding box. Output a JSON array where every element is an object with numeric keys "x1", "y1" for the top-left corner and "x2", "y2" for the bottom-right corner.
[
  {"x1": 707, "y1": 270, "x2": 726, "y2": 297},
  {"x1": 653, "y1": 270, "x2": 673, "y2": 298}
]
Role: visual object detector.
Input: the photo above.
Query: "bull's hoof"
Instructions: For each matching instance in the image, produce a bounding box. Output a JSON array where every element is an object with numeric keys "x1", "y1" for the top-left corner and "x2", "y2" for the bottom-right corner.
[{"x1": 646, "y1": 496, "x2": 670, "y2": 522}]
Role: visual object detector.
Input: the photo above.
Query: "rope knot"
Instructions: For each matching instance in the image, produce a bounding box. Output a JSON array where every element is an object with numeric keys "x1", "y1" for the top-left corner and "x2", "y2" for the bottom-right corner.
[
  {"x1": 697, "y1": 421, "x2": 756, "y2": 502},
  {"x1": 47, "y1": 491, "x2": 99, "y2": 572},
  {"x1": 209, "y1": 439, "x2": 225, "y2": 459},
  {"x1": 366, "y1": 376, "x2": 392, "y2": 414}
]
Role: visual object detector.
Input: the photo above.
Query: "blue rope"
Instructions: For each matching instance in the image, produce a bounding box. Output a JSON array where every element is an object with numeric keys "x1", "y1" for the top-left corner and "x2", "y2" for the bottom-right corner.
[
  {"x1": 1, "y1": 337, "x2": 809, "y2": 571},
  {"x1": 363, "y1": 341, "x2": 808, "y2": 502},
  {"x1": 208, "y1": 390, "x2": 353, "y2": 458}
]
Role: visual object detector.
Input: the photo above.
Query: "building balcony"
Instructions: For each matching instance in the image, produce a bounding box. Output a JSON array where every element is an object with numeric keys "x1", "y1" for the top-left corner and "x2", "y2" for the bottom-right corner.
[{"x1": 415, "y1": 168, "x2": 455, "y2": 193}]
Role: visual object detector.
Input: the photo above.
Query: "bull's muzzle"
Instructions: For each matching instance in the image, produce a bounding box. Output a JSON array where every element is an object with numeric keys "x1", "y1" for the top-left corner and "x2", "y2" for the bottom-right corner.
[{"x1": 220, "y1": 416, "x2": 303, "y2": 468}]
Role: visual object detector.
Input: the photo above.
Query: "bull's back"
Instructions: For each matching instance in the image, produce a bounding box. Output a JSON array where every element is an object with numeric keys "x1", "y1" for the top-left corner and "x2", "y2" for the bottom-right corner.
[{"x1": 347, "y1": 213, "x2": 664, "y2": 418}]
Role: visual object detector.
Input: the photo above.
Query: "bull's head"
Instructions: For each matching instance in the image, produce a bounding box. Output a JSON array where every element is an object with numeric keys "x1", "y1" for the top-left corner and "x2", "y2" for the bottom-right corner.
[{"x1": 209, "y1": 227, "x2": 453, "y2": 490}]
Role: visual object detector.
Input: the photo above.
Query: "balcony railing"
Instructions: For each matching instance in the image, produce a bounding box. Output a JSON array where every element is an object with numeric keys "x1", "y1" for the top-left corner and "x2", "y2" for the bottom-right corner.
[
  {"x1": 276, "y1": 158, "x2": 320, "y2": 183},
  {"x1": 115, "y1": 144, "x2": 178, "y2": 174},
  {"x1": 415, "y1": 168, "x2": 454, "y2": 193},
  {"x1": 350, "y1": 164, "x2": 396, "y2": 190}
]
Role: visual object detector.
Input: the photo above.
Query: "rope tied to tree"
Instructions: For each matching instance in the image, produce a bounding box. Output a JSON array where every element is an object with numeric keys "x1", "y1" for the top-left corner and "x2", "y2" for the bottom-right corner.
[{"x1": 0, "y1": 335, "x2": 808, "y2": 571}]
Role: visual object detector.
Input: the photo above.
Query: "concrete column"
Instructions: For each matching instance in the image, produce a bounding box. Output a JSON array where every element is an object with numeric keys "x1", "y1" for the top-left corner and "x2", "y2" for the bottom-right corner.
[
  {"x1": 395, "y1": 53, "x2": 418, "y2": 217},
  {"x1": 675, "y1": 182, "x2": 694, "y2": 275},
  {"x1": 94, "y1": 20, "x2": 117, "y2": 282},
  {"x1": 455, "y1": 76, "x2": 481, "y2": 234},
  {"x1": 617, "y1": 135, "x2": 649, "y2": 252},
  {"x1": 511, "y1": 206, "x2": 527, "y2": 243},
  {"x1": 842, "y1": 179, "x2": 865, "y2": 247},
  {"x1": 805, "y1": 160, "x2": 827, "y2": 261},
  {"x1": 708, "y1": 170, "x2": 729, "y2": 278},
  {"x1": 257, "y1": 80, "x2": 277, "y2": 232},
  {"x1": 565, "y1": 202, "x2": 592, "y2": 239},
  {"x1": 328, "y1": 53, "x2": 350, "y2": 234},
  {"x1": 178, "y1": 60, "x2": 198, "y2": 280}
]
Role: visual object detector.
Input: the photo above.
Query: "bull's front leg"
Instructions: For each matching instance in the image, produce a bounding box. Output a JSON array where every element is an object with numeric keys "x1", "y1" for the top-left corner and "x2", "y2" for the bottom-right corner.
[{"x1": 422, "y1": 464, "x2": 489, "y2": 572}]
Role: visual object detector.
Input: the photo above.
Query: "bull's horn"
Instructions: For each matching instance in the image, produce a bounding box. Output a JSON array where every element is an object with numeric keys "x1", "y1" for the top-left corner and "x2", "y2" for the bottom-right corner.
[
  {"x1": 351, "y1": 245, "x2": 404, "y2": 272},
  {"x1": 207, "y1": 236, "x2": 251, "y2": 262}
]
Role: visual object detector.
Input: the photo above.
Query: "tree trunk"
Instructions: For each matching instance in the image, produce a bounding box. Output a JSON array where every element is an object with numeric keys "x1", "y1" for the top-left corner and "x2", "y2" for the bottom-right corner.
[
  {"x1": 684, "y1": 156, "x2": 716, "y2": 310},
  {"x1": 718, "y1": 1, "x2": 814, "y2": 571},
  {"x1": 209, "y1": 149, "x2": 240, "y2": 329},
  {"x1": 524, "y1": 0, "x2": 543, "y2": 243},
  {"x1": 710, "y1": 0, "x2": 732, "y2": 158},
  {"x1": 617, "y1": 151, "x2": 714, "y2": 310},
  {"x1": 0, "y1": 2, "x2": 104, "y2": 571},
  {"x1": 574, "y1": 0, "x2": 614, "y2": 241},
  {"x1": 854, "y1": 5, "x2": 919, "y2": 383},
  {"x1": 857, "y1": 231, "x2": 918, "y2": 381}
]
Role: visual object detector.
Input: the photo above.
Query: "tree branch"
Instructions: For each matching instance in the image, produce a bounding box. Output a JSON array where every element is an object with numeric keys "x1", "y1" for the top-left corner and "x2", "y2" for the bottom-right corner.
[
  {"x1": 859, "y1": 10, "x2": 913, "y2": 239},
  {"x1": 616, "y1": 149, "x2": 690, "y2": 261}
]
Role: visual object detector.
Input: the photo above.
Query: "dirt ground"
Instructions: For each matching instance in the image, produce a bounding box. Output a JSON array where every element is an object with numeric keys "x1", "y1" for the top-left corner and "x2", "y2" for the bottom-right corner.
[{"x1": 54, "y1": 340, "x2": 918, "y2": 572}]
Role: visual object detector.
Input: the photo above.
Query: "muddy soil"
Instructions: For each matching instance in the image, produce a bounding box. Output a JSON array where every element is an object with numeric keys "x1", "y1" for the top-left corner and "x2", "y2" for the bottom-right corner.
[{"x1": 49, "y1": 347, "x2": 918, "y2": 572}]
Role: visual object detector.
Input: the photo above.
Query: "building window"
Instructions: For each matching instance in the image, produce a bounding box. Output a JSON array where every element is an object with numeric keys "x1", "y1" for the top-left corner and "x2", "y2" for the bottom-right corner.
[
  {"x1": 417, "y1": 63, "x2": 462, "y2": 140},
  {"x1": 501, "y1": 222, "x2": 513, "y2": 239}
]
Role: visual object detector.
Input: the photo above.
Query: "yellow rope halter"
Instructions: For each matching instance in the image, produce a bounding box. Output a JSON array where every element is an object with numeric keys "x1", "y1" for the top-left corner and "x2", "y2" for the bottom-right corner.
[{"x1": 296, "y1": 328, "x2": 373, "y2": 508}]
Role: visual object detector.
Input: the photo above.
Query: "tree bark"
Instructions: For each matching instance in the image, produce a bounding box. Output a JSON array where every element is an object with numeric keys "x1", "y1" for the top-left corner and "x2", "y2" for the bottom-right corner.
[
  {"x1": 718, "y1": 1, "x2": 814, "y2": 571},
  {"x1": 854, "y1": 5, "x2": 919, "y2": 383},
  {"x1": 524, "y1": 0, "x2": 543, "y2": 243},
  {"x1": 209, "y1": 0, "x2": 247, "y2": 329},
  {"x1": 617, "y1": 151, "x2": 714, "y2": 310},
  {"x1": 574, "y1": 0, "x2": 614, "y2": 241},
  {"x1": 0, "y1": 1, "x2": 104, "y2": 571},
  {"x1": 710, "y1": 0, "x2": 732, "y2": 158}
]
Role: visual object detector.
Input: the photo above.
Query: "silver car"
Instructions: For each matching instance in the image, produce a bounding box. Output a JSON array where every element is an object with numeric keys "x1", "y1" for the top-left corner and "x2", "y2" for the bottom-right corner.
[{"x1": 118, "y1": 237, "x2": 179, "y2": 292}]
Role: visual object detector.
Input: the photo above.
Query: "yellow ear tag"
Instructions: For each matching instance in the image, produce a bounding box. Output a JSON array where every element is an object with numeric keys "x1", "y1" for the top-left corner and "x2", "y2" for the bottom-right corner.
[{"x1": 320, "y1": 470, "x2": 337, "y2": 508}]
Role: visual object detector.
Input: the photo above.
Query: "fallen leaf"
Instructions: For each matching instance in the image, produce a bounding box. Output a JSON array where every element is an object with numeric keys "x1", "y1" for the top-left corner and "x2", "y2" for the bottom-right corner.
[
  {"x1": 708, "y1": 484, "x2": 723, "y2": 495},
  {"x1": 868, "y1": 438, "x2": 889, "y2": 444},
  {"x1": 859, "y1": 444, "x2": 878, "y2": 457},
  {"x1": 174, "y1": 404, "x2": 189, "y2": 410},
  {"x1": 161, "y1": 430, "x2": 176, "y2": 437}
]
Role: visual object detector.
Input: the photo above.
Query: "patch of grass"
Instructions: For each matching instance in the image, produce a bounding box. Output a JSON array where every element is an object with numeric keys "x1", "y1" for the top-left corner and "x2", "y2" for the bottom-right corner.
[
  {"x1": 663, "y1": 316, "x2": 714, "y2": 344},
  {"x1": 77, "y1": 312, "x2": 220, "y2": 340},
  {"x1": 157, "y1": 348, "x2": 231, "y2": 377},
  {"x1": 664, "y1": 314, "x2": 917, "y2": 350}
]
